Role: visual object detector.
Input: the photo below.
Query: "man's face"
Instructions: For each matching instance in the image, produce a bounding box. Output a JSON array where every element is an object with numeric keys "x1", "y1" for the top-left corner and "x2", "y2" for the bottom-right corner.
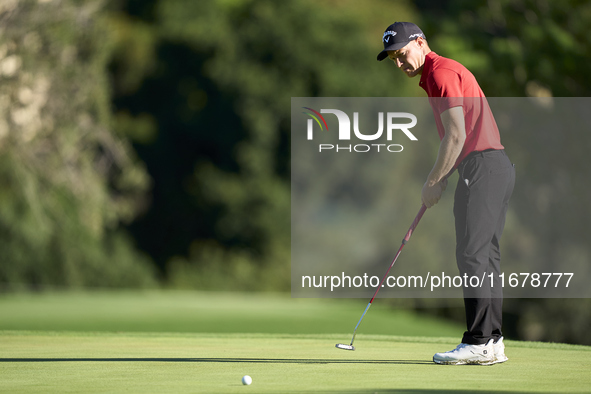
[{"x1": 387, "y1": 39, "x2": 425, "y2": 78}]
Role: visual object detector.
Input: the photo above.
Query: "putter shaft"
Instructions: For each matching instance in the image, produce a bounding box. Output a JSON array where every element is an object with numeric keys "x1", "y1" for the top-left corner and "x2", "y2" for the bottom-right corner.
[{"x1": 344, "y1": 204, "x2": 428, "y2": 348}]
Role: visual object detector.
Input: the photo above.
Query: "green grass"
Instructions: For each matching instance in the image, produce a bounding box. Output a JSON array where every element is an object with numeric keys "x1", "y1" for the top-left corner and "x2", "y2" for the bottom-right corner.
[
  {"x1": 1, "y1": 332, "x2": 590, "y2": 393},
  {"x1": 0, "y1": 291, "x2": 463, "y2": 336},
  {"x1": 1, "y1": 291, "x2": 590, "y2": 393}
]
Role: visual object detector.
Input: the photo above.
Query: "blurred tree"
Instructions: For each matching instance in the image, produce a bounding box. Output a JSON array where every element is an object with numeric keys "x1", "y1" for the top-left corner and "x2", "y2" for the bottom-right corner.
[
  {"x1": 416, "y1": 0, "x2": 591, "y2": 96},
  {"x1": 0, "y1": 0, "x2": 155, "y2": 289},
  {"x1": 109, "y1": 0, "x2": 418, "y2": 290}
]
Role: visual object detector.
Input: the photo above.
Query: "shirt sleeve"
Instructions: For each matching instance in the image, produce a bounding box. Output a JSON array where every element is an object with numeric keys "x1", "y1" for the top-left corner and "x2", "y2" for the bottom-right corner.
[{"x1": 429, "y1": 68, "x2": 463, "y2": 113}]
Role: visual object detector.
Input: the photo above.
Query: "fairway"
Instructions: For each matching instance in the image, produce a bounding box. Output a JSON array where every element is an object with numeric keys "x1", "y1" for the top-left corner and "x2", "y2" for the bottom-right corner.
[
  {"x1": 0, "y1": 291, "x2": 464, "y2": 336},
  {"x1": 1, "y1": 331, "x2": 590, "y2": 393},
  {"x1": 1, "y1": 291, "x2": 590, "y2": 393}
]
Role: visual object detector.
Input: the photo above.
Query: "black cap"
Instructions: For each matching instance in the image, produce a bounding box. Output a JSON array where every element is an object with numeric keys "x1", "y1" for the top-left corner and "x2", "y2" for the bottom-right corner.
[{"x1": 377, "y1": 22, "x2": 425, "y2": 61}]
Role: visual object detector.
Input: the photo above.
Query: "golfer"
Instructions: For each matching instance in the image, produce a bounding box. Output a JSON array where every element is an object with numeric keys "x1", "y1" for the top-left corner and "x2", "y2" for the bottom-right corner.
[{"x1": 377, "y1": 22, "x2": 515, "y2": 365}]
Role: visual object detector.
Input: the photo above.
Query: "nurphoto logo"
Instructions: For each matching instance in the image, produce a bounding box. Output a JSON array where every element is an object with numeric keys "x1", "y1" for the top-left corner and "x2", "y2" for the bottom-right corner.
[{"x1": 302, "y1": 107, "x2": 418, "y2": 153}]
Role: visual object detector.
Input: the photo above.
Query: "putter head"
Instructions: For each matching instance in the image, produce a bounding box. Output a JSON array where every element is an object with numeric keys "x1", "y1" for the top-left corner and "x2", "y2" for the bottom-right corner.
[{"x1": 335, "y1": 343, "x2": 355, "y2": 351}]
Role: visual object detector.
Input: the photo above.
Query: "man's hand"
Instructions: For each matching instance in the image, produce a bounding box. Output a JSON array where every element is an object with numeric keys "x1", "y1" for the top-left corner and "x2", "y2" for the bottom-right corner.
[{"x1": 422, "y1": 178, "x2": 447, "y2": 208}]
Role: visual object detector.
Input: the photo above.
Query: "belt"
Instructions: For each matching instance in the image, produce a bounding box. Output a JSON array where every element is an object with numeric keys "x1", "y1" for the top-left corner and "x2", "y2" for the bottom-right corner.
[
  {"x1": 465, "y1": 148, "x2": 498, "y2": 160},
  {"x1": 459, "y1": 149, "x2": 502, "y2": 169}
]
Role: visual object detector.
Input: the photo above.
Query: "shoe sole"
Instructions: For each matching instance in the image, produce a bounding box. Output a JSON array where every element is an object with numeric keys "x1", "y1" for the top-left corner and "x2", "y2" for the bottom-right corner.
[
  {"x1": 433, "y1": 356, "x2": 507, "y2": 365},
  {"x1": 433, "y1": 359, "x2": 506, "y2": 365},
  {"x1": 489, "y1": 355, "x2": 509, "y2": 365}
]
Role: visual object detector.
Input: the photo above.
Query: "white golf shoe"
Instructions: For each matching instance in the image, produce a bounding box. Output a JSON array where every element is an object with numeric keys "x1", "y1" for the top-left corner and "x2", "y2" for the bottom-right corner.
[
  {"x1": 433, "y1": 339, "x2": 495, "y2": 365},
  {"x1": 492, "y1": 336, "x2": 508, "y2": 364}
]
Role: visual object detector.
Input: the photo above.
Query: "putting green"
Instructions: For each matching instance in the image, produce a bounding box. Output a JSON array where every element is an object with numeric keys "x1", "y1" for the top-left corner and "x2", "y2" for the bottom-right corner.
[
  {"x1": 1, "y1": 292, "x2": 589, "y2": 392},
  {"x1": 1, "y1": 331, "x2": 590, "y2": 393}
]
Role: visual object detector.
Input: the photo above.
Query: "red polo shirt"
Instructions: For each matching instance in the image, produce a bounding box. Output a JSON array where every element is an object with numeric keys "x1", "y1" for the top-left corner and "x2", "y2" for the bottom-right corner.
[{"x1": 419, "y1": 52, "x2": 503, "y2": 168}]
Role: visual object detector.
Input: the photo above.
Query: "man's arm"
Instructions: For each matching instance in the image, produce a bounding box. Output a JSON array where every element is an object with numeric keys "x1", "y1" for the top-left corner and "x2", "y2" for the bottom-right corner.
[{"x1": 421, "y1": 105, "x2": 466, "y2": 208}]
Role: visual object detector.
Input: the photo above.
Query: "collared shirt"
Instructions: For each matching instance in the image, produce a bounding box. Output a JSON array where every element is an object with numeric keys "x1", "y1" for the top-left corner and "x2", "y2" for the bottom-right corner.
[{"x1": 419, "y1": 52, "x2": 504, "y2": 168}]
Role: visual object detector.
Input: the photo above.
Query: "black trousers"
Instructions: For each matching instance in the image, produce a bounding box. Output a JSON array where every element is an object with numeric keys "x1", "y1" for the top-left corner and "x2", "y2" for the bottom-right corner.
[{"x1": 454, "y1": 149, "x2": 515, "y2": 345}]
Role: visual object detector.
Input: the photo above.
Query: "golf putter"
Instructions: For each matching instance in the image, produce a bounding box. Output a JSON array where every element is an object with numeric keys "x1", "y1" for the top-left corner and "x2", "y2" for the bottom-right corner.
[{"x1": 336, "y1": 203, "x2": 428, "y2": 351}]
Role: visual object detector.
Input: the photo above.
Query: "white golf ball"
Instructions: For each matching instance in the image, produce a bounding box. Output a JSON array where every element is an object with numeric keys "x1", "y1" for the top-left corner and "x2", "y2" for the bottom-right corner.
[{"x1": 241, "y1": 375, "x2": 252, "y2": 385}]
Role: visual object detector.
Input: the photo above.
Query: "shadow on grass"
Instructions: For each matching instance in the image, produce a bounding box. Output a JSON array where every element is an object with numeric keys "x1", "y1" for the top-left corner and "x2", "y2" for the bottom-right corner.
[
  {"x1": 0, "y1": 357, "x2": 431, "y2": 365},
  {"x1": 320, "y1": 391, "x2": 560, "y2": 394}
]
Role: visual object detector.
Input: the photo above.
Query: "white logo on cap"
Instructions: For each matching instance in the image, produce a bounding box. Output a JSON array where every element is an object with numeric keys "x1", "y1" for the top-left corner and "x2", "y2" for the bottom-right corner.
[
  {"x1": 409, "y1": 33, "x2": 423, "y2": 39},
  {"x1": 383, "y1": 30, "x2": 397, "y2": 43}
]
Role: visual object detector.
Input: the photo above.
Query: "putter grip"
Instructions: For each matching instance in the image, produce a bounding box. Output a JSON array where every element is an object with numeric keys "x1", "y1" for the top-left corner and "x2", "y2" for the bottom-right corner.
[{"x1": 402, "y1": 204, "x2": 427, "y2": 244}]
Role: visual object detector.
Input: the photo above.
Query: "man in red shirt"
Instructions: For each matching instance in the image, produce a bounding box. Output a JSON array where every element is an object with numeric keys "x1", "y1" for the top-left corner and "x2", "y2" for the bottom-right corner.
[{"x1": 378, "y1": 22, "x2": 515, "y2": 365}]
